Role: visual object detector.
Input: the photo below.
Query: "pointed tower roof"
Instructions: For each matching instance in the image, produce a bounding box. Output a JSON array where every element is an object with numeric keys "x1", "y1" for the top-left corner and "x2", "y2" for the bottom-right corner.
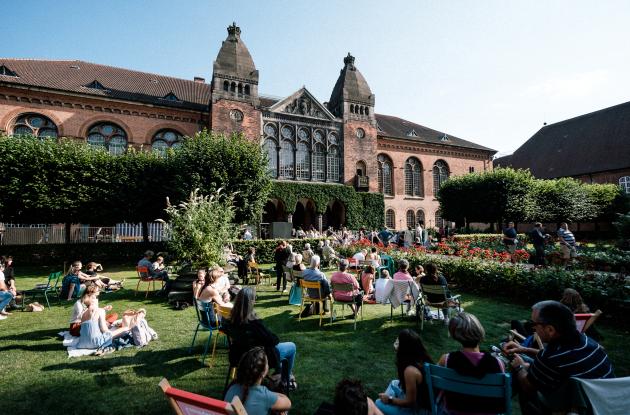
[
  {"x1": 213, "y1": 22, "x2": 258, "y2": 82},
  {"x1": 328, "y1": 53, "x2": 374, "y2": 111}
]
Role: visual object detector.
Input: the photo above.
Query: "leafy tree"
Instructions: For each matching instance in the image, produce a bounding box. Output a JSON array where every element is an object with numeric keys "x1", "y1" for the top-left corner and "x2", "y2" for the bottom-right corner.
[{"x1": 161, "y1": 188, "x2": 235, "y2": 265}]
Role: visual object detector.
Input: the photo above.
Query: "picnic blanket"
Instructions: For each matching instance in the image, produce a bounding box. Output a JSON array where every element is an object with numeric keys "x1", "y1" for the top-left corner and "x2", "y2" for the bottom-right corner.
[{"x1": 58, "y1": 331, "x2": 98, "y2": 357}]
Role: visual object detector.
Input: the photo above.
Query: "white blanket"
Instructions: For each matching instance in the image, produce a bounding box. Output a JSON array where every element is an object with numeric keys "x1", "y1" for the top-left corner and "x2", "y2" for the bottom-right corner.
[{"x1": 58, "y1": 331, "x2": 97, "y2": 357}]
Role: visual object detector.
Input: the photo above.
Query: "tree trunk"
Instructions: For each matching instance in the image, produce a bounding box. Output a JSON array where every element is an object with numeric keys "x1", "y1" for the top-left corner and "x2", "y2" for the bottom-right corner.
[{"x1": 142, "y1": 221, "x2": 149, "y2": 244}]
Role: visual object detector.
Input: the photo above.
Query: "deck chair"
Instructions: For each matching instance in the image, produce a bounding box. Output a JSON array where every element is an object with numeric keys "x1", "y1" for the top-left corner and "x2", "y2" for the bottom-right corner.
[
  {"x1": 420, "y1": 283, "x2": 461, "y2": 325},
  {"x1": 189, "y1": 299, "x2": 222, "y2": 366},
  {"x1": 424, "y1": 363, "x2": 512, "y2": 415},
  {"x1": 330, "y1": 282, "x2": 363, "y2": 330},
  {"x1": 159, "y1": 378, "x2": 247, "y2": 415},
  {"x1": 300, "y1": 279, "x2": 330, "y2": 327},
  {"x1": 21, "y1": 271, "x2": 63, "y2": 309},
  {"x1": 575, "y1": 310, "x2": 602, "y2": 333},
  {"x1": 388, "y1": 280, "x2": 421, "y2": 323},
  {"x1": 247, "y1": 261, "x2": 262, "y2": 285},
  {"x1": 135, "y1": 266, "x2": 163, "y2": 298}
]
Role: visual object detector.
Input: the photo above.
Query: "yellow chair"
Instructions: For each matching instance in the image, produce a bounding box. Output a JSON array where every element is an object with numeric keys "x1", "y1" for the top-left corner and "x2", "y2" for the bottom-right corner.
[
  {"x1": 331, "y1": 282, "x2": 363, "y2": 330},
  {"x1": 299, "y1": 280, "x2": 330, "y2": 327},
  {"x1": 247, "y1": 261, "x2": 262, "y2": 285}
]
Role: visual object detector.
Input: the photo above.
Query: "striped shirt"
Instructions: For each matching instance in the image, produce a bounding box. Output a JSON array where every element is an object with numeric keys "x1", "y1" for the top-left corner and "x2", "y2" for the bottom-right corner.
[
  {"x1": 557, "y1": 228, "x2": 576, "y2": 246},
  {"x1": 528, "y1": 333, "x2": 614, "y2": 391}
]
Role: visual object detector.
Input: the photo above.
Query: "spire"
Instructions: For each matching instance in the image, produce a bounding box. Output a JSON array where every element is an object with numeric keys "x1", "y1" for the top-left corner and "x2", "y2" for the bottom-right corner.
[
  {"x1": 227, "y1": 22, "x2": 241, "y2": 38},
  {"x1": 328, "y1": 53, "x2": 374, "y2": 117},
  {"x1": 344, "y1": 53, "x2": 355, "y2": 70}
]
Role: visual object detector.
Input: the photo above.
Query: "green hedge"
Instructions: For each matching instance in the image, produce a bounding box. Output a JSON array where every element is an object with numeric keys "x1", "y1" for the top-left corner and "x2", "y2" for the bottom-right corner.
[
  {"x1": 269, "y1": 182, "x2": 384, "y2": 230},
  {"x1": 231, "y1": 238, "x2": 327, "y2": 264},
  {"x1": 452, "y1": 234, "x2": 529, "y2": 243}
]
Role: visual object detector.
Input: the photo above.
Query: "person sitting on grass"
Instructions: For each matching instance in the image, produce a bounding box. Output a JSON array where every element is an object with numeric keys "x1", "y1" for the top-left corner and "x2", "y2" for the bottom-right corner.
[
  {"x1": 69, "y1": 285, "x2": 99, "y2": 336},
  {"x1": 61, "y1": 261, "x2": 105, "y2": 300},
  {"x1": 375, "y1": 328, "x2": 433, "y2": 415},
  {"x1": 438, "y1": 312, "x2": 505, "y2": 414},
  {"x1": 84, "y1": 262, "x2": 124, "y2": 290},
  {"x1": 225, "y1": 346, "x2": 292, "y2": 415},
  {"x1": 331, "y1": 259, "x2": 362, "y2": 317},
  {"x1": 334, "y1": 378, "x2": 384, "y2": 415},
  {"x1": 228, "y1": 287, "x2": 298, "y2": 390}
]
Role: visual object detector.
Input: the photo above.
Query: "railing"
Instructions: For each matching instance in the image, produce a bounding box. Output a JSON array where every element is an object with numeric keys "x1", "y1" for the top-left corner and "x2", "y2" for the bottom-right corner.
[
  {"x1": 355, "y1": 175, "x2": 369, "y2": 190},
  {"x1": 0, "y1": 222, "x2": 168, "y2": 245}
]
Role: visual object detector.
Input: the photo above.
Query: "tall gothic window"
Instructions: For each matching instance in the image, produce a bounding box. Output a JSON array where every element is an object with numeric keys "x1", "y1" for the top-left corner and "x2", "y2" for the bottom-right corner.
[
  {"x1": 263, "y1": 138, "x2": 278, "y2": 178},
  {"x1": 385, "y1": 209, "x2": 396, "y2": 229},
  {"x1": 404, "y1": 157, "x2": 423, "y2": 196},
  {"x1": 433, "y1": 160, "x2": 450, "y2": 195},
  {"x1": 279, "y1": 140, "x2": 295, "y2": 179},
  {"x1": 406, "y1": 210, "x2": 416, "y2": 230},
  {"x1": 12, "y1": 113, "x2": 58, "y2": 138},
  {"x1": 378, "y1": 154, "x2": 394, "y2": 196},
  {"x1": 620, "y1": 176, "x2": 630, "y2": 194},
  {"x1": 312, "y1": 143, "x2": 325, "y2": 181},
  {"x1": 296, "y1": 142, "x2": 310, "y2": 180},
  {"x1": 327, "y1": 145, "x2": 340, "y2": 182},
  {"x1": 87, "y1": 122, "x2": 127, "y2": 155},
  {"x1": 151, "y1": 129, "x2": 182, "y2": 156},
  {"x1": 416, "y1": 209, "x2": 425, "y2": 225}
]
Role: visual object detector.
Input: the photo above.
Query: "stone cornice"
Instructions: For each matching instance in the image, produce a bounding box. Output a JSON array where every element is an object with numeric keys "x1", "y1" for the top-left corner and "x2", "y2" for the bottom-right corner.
[{"x1": 377, "y1": 139, "x2": 491, "y2": 160}]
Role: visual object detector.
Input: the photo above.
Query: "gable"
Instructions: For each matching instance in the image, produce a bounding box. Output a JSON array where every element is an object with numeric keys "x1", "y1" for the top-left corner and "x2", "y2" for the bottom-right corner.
[{"x1": 269, "y1": 87, "x2": 336, "y2": 121}]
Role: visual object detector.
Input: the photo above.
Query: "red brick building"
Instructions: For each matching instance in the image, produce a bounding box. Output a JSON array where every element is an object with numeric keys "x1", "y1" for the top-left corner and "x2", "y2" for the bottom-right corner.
[{"x1": 0, "y1": 23, "x2": 495, "y2": 230}]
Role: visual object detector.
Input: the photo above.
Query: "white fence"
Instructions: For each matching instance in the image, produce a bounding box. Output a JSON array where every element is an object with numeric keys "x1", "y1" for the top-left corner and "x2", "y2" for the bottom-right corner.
[{"x1": 0, "y1": 222, "x2": 168, "y2": 245}]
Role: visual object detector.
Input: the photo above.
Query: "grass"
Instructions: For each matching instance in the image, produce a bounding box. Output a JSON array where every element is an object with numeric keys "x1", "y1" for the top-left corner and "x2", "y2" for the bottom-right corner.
[{"x1": 3, "y1": 265, "x2": 629, "y2": 415}]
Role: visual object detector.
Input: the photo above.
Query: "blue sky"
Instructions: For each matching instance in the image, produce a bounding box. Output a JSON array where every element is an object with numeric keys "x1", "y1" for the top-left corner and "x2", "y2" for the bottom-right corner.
[{"x1": 4, "y1": 0, "x2": 630, "y2": 155}]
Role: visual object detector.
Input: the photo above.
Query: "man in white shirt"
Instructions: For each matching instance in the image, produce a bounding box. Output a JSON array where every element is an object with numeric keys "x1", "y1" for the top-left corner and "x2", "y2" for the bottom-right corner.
[{"x1": 415, "y1": 222, "x2": 424, "y2": 244}]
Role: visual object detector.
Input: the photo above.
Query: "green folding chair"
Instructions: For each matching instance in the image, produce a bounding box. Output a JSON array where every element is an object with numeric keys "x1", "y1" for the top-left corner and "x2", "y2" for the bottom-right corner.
[{"x1": 21, "y1": 271, "x2": 63, "y2": 309}]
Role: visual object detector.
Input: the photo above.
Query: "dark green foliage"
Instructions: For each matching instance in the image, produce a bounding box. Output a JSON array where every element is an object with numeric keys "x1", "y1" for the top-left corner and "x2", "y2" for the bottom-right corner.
[
  {"x1": 0, "y1": 132, "x2": 271, "y2": 225},
  {"x1": 613, "y1": 212, "x2": 630, "y2": 249},
  {"x1": 231, "y1": 237, "x2": 327, "y2": 263},
  {"x1": 269, "y1": 182, "x2": 384, "y2": 229}
]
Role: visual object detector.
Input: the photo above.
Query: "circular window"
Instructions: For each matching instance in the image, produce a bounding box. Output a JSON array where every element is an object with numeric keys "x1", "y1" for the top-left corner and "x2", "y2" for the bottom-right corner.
[
  {"x1": 281, "y1": 126, "x2": 294, "y2": 139},
  {"x1": 314, "y1": 130, "x2": 324, "y2": 142},
  {"x1": 298, "y1": 128, "x2": 309, "y2": 140},
  {"x1": 328, "y1": 132, "x2": 338, "y2": 144},
  {"x1": 264, "y1": 124, "x2": 277, "y2": 137},
  {"x1": 229, "y1": 109, "x2": 244, "y2": 122},
  {"x1": 356, "y1": 128, "x2": 365, "y2": 139}
]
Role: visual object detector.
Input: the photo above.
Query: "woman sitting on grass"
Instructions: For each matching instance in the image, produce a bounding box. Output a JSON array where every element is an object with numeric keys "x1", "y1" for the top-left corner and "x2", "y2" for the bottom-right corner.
[
  {"x1": 225, "y1": 346, "x2": 292, "y2": 415},
  {"x1": 376, "y1": 329, "x2": 433, "y2": 415},
  {"x1": 228, "y1": 287, "x2": 297, "y2": 389},
  {"x1": 437, "y1": 312, "x2": 505, "y2": 414},
  {"x1": 84, "y1": 262, "x2": 124, "y2": 290},
  {"x1": 61, "y1": 261, "x2": 105, "y2": 300}
]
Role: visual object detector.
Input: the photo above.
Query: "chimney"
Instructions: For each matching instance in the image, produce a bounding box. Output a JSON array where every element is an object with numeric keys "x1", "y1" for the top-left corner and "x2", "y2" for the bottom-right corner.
[{"x1": 194, "y1": 76, "x2": 205, "y2": 83}]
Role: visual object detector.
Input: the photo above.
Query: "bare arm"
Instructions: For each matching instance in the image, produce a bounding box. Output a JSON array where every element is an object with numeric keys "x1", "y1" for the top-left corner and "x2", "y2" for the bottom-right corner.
[
  {"x1": 378, "y1": 366, "x2": 422, "y2": 407},
  {"x1": 271, "y1": 392, "x2": 291, "y2": 412},
  {"x1": 510, "y1": 354, "x2": 536, "y2": 395}
]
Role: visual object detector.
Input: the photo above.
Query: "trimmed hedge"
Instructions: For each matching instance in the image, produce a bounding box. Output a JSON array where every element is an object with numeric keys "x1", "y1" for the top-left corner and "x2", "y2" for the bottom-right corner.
[
  {"x1": 269, "y1": 182, "x2": 384, "y2": 230},
  {"x1": 231, "y1": 238, "x2": 327, "y2": 264}
]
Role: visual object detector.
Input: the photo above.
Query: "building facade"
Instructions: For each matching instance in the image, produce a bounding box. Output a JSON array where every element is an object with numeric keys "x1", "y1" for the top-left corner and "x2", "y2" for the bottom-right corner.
[{"x1": 0, "y1": 23, "x2": 495, "y2": 231}]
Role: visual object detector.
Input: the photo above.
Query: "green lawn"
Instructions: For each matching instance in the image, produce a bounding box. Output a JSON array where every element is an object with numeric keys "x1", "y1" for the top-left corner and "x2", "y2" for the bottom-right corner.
[{"x1": 3, "y1": 265, "x2": 629, "y2": 415}]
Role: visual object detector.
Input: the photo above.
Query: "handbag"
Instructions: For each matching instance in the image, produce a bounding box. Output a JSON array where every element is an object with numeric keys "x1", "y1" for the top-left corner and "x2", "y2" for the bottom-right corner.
[{"x1": 288, "y1": 283, "x2": 302, "y2": 306}]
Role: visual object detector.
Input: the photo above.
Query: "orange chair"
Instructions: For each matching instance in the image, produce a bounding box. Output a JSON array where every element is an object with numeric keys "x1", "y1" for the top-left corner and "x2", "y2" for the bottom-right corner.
[
  {"x1": 159, "y1": 378, "x2": 247, "y2": 415},
  {"x1": 135, "y1": 266, "x2": 163, "y2": 298}
]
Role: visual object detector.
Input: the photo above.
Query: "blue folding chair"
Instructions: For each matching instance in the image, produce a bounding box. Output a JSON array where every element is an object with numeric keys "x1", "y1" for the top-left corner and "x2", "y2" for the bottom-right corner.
[
  {"x1": 424, "y1": 363, "x2": 512, "y2": 415},
  {"x1": 189, "y1": 299, "x2": 221, "y2": 366}
]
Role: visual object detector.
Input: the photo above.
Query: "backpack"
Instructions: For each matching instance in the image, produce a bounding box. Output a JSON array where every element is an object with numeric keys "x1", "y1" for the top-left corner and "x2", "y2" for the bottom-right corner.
[{"x1": 131, "y1": 319, "x2": 158, "y2": 347}]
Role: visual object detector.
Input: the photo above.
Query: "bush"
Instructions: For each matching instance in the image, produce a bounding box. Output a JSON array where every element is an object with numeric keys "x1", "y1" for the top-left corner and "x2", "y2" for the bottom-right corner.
[{"x1": 231, "y1": 237, "x2": 327, "y2": 264}]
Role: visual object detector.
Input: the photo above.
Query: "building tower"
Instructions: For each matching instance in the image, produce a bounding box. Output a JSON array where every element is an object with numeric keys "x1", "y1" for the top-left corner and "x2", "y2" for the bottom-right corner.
[
  {"x1": 328, "y1": 53, "x2": 378, "y2": 192},
  {"x1": 210, "y1": 22, "x2": 261, "y2": 140}
]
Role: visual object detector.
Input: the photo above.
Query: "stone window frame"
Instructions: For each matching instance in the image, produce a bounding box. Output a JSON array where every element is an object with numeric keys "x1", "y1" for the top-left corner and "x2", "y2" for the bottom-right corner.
[
  {"x1": 404, "y1": 157, "x2": 423, "y2": 197},
  {"x1": 377, "y1": 154, "x2": 394, "y2": 196},
  {"x1": 620, "y1": 176, "x2": 630, "y2": 194},
  {"x1": 432, "y1": 159, "x2": 450, "y2": 196},
  {"x1": 386, "y1": 209, "x2": 396, "y2": 229},
  {"x1": 151, "y1": 129, "x2": 183, "y2": 156},
  {"x1": 406, "y1": 210, "x2": 416, "y2": 230},
  {"x1": 11, "y1": 113, "x2": 58, "y2": 139},
  {"x1": 86, "y1": 121, "x2": 128, "y2": 155}
]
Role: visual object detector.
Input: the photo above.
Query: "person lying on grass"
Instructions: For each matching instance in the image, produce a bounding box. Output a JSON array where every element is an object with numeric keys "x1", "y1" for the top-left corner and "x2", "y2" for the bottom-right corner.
[{"x1": 84, "y1": 262, "x2": 124, "y2": 291}]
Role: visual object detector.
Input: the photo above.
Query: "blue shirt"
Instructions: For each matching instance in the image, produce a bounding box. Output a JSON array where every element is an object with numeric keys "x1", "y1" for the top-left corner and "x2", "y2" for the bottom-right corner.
[
  {"x1": 302, "y1": 267, "x2": 330, "y2": 297},
  {"x1": 225, "y1": 384, "x2": 277, "y2": 415}
]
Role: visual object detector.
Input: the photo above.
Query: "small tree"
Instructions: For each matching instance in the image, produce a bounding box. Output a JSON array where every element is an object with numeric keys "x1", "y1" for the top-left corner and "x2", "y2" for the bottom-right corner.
[{"x1": 161, "y1": 188, "x2": 235, "y2": 265}]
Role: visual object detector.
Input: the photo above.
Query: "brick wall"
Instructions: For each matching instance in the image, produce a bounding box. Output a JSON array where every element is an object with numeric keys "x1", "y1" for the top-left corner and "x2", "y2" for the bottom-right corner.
[
  {"x1": 342, "y1": 119, "x2": 378, "y2": 191},
  {"x1": 210, "y1": 98, "x2": 261, "y2": 142}
]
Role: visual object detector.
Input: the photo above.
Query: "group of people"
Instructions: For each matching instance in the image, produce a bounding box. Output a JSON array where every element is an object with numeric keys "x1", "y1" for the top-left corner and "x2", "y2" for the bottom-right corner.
[
  {"x1": 503, "y1": 221, "x2": 579, "y2": 267},
  {"x1": 0, "y1": 256, "x2": 15, "y2": 320},
  {"x1": 60, "y1": 261, "x2": 125, "y2": 300}
]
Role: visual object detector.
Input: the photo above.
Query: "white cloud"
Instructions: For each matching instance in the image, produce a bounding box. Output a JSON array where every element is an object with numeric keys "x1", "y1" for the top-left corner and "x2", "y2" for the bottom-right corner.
[{"x1": 521, "y1": 70, "x2": 609, "y2": 99}]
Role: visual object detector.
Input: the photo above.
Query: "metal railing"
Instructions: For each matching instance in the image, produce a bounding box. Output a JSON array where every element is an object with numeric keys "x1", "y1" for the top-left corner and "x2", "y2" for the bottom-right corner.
[{"x1": 0, "y1": 222, "x2": 168, "y2": 245}]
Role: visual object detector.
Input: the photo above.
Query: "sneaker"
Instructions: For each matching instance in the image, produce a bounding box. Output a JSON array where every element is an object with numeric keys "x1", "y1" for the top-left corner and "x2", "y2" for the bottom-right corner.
[
  {"x1": 282, "y1": 289, "x2": 288, "y2": 293},
  {"x1": 0, "y1": 315, "x2": 7, "y2": 320}
]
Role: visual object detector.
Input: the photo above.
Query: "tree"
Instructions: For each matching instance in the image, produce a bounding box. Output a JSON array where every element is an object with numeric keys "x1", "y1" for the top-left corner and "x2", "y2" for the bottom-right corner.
[{"x1": 161, "y1": 188, "x2": 235, "y2": 265}]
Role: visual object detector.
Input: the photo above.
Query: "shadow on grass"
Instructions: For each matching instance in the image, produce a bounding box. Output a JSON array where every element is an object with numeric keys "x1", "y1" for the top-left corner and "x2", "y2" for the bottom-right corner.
[
  {"x1": 0, "y1": 327, "x2": 63, "y2": 341},
  {"x1": 0, "y1": 343, "x2": 62, "y2": 352},
  {"x1": 41, "y1": 346, "x2": 204, "y2": 380}
]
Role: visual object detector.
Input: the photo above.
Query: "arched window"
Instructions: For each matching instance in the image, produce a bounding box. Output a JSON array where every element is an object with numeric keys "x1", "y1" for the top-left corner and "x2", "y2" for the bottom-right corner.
[
  {"x1": 405, "y1": 157, "x2": 423, "y2": 196},
  {"x1": 263, "y1": 138, "x2": 277, "y2": 178},
  {"x1": 230, "y1": 82, "x2": 236, "y2": 92},
  {"x1": 279, "y1": 140, "x2": 295, "y2": 179},
  {"x1": 406, "y1": 210, "x2": 416, "y2": 230},
  {"x1": 244, "y1": 84, "x2": 250, "y2": 95},
  {"x1": 312, "y1": 143, "x2": 326, "y2": 181},
  {"x1": 151, "y1": 129, "x2": 183, "y2": 156},
  {"x1": 223, "y1": 81, "x2": 229, "y2": 91},
  {"x1": 433, "y1": 160, "x2": 450, "y2": 195},
  {"x1": 11, "y1": 113, "x2": 58, "y2": 138},
  {"x1": 620, "y1": 176, "x2": 630, "y2": 194},
  {"x1": 238, "y1": 83, "x2": 243, "y2": 94},
  {"x1": 350, "y1": 104, "x2": 354, "y2": 114},
  {"x1": 296, "y1": 142, "x2": 310, "y2": 180},
  {"x1": 377, "y1": 154, "x2": 394, "y2": 196},
  {"x1": 356, "y1": 160, "x2": 367, "y2": 176},
  {"x1": 87, "y1": 122, "x2": 127, "y2": 155},
  {"x1": 365, "y1": 107, "x2": 369, "y2": 116},
  {"x1": 386, "y1": 209, "x2": 396, "y2": 229},
  {"x1": 327, "y1": 145, "x2": 340, "y2": 182},
  {"x1": 416, "y1": 209, "x2": 425, "y2": 226}
]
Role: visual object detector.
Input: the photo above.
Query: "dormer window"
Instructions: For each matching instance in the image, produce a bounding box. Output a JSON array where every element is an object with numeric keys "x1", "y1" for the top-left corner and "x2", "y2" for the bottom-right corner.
[
  {"x1": 407, "y1": 129, "x2": 418, "y2": 137},
  {"x1": 162, "y1": 92, "x2": 180, "y2": 102},
  {"x1": 84, "y1": 80, "x2": 107, "y2": 90},
  {"x1": 0, "y1": 65, "x2": 18, "y2": 77},
  {"x1": 440, "y1": 134, "x2": 449, "y2": 142}
]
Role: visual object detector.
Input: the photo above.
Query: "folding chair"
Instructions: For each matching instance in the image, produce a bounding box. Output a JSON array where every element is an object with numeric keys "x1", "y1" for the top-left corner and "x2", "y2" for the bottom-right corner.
[
  {"x1": 575, "y1": 310, "x2": 602, "y2": 333},
  {"x1": 247, "y1": 261, "x2": 261, "y2": 285},
  {"x1": 424, "y1": 363, "x2": 512, "y2": 415},
  {"x1": 189, "y1": 299, "x2": 222, "y2": 366},
  {"x1": 21, "y1": 271, "x2": 63, "y2": 309},
  {"x1": 135, "y1": 266, "x2": 163, "y2": 298},
  {"x1": 300, "y1": 279, "x2": 330, "y2": 327},
  {"x1": 420, "y1": 283, "x2": 461, "y2": 327},
  {"x1": 377, "y1": 254, "x2": 395, "y2": 278},
  {"x1": 388, "y1": 280, "x2": 421, "y2": 322},
  {"x1": 331, "y1": 282, "x2": 363, "y2": 330},
  {"x1": 159, "y1": 378, "x2": 247, "y2": 415}
]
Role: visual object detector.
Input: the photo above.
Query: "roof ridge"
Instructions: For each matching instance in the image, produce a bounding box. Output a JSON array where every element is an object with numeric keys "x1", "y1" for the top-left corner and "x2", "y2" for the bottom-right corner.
[{"x1": 541, "y1": 100, "x2": 630, "y2": 130}]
